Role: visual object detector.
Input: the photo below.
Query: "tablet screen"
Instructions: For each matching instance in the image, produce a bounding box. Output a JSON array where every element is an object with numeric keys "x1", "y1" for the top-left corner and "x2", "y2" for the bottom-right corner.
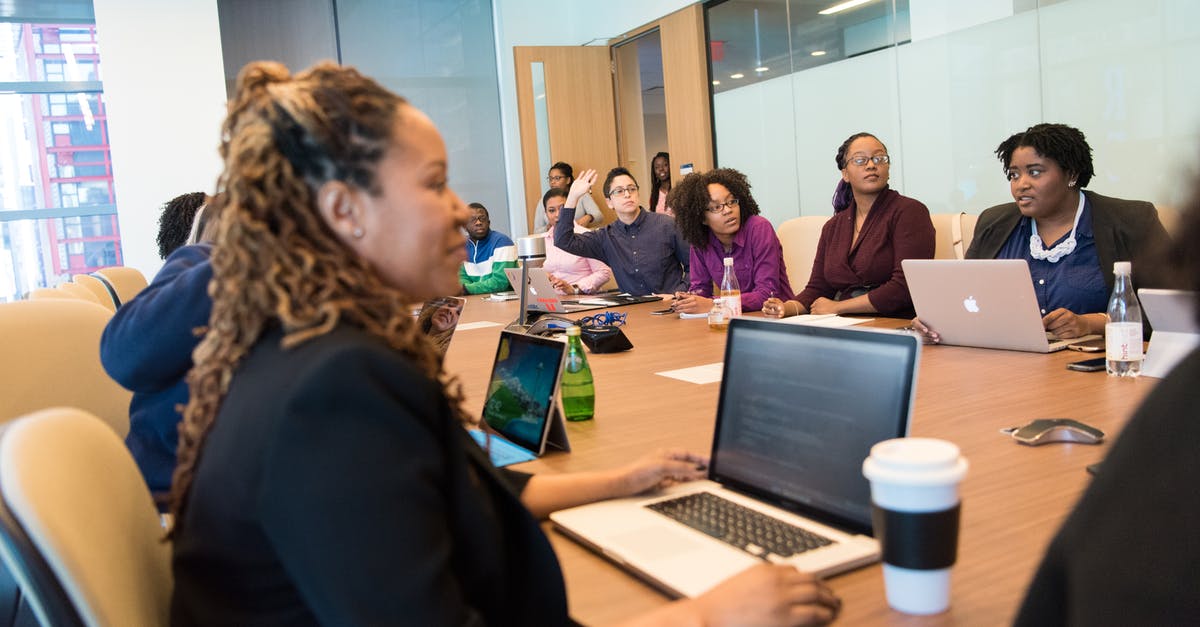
[{"x1": 481, "y1": 332, "x2": 566, "y2": 453}]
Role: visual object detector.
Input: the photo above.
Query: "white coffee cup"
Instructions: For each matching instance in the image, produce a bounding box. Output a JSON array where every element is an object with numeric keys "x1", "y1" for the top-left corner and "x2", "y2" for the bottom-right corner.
[{"x1": 862, "y1": 437, "x2": 969, "y2": 615}]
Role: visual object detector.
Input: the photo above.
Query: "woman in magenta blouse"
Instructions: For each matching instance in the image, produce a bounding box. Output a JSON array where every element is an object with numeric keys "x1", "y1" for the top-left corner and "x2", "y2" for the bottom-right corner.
[
  {"x1": 764, "y1": 132, "x2": 934, "y2": 319},
  {"x1": 670, "y1": 168, "x2": 793, "y2": 313}
]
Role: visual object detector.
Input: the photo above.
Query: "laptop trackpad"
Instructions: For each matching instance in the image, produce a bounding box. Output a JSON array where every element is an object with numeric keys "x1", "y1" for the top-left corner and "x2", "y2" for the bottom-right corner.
[{"x1": 611, "y1": 526, "x2": 709, "y2": 560}]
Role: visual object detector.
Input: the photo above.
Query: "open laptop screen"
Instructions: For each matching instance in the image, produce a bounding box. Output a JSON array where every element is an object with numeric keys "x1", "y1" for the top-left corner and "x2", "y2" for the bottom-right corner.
[
  {"x1": 712, "y1": 319, "x2": 919, "y2": 534},
  {"x1": 482, "y1": 332, "x2": 566, "y2": 453}
]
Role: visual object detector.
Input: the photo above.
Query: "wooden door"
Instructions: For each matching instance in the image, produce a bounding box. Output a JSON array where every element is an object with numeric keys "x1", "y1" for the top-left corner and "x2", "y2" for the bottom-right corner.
[{"x1": 514, "y1": 46, "x2": 618, "y2": 233}]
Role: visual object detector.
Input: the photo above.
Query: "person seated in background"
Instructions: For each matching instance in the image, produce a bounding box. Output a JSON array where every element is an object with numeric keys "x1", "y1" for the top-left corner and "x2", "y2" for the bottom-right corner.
[
  {"x1": 532, "y1": 161, "x2": 604, "y2": 232},
  {"x1": 101, "y1": 195, "x2": 222, "y2": 498},
  {"x1": 649, "y1": 151, "x2": 674, "y2": 216},
  {"x1": 169, "y1": 60, "x2": 840, "y2": 626},
  {"x1": 156, "y1": 191, "x2": 208, "y2": 259},
  {"x1": 540, "y1": 188, "x2": 612, "y2": 295},
  {"x1": 764, "y1": 132, "x2": 934, "y2": 319},
  {"x1": 1014, "y1": 176, "x2": 1200, "y2": 624},
  {"x1": 554, "y1": 167, "x2": 690, "y2": 296},
  {"x1": 669, "y1": 168, "x2": 793, "y2": 313},
  {"x1": 459, "y1": 202, "x2": 517, "y2": 294},
  {"x1": 915, "y1": 123, "x2": 1171, "y2": 342}
]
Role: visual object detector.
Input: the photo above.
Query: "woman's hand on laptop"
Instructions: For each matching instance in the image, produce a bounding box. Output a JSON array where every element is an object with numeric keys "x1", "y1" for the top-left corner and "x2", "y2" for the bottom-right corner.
[
  {"x1": 911, "y1": 317, "x2": 940, "y2": 344},
  {"x1": 616, "y1": 448, "x2": 710, "y2": 495},
  {"x1": 1043, "y1": 309, "x2": 1104, "y2": 339},
  {"x1": 688, "y1": 564, "x2": 841, "y2": 626}
]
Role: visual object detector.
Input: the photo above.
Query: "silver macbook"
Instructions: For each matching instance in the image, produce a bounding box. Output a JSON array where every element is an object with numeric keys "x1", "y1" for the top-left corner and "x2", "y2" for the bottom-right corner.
[
  {"x1": 503, "y1": 267, "x2": 606, "y2": 314},
  {"x1": 1139, "y1": 289, "x2": 1199, "y2": 379},
  {"x1": 550, "y1": 318, "x2": 920, "y2": 598},
  {"x1": 903, "y1": 259, "x2": 1098, "y2": 353}
]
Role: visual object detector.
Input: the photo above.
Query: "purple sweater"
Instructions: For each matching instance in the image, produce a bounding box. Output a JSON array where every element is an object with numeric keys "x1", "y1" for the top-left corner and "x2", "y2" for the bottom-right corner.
[
  {"x1": 688, "y1": 214, "x2": 794, "y2": 312},
  {"x1": 797, "y1": 188, "x2": 934, "y2": 317}
]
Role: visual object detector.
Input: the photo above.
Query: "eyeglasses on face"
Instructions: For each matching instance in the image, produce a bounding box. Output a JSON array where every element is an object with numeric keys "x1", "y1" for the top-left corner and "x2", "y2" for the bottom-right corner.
[
  {"x1": 547, "y1": 174, "x2": 568, "y2": 183},
  {"x1": 849, "y1": 155, "x2": 890, "y2": 167},
  {"x1": 706, "y1": 198, "x2": 739, "y2": 214},
  {"x1": 607, "y1": 184, "x2": 639, "y2": 198}
]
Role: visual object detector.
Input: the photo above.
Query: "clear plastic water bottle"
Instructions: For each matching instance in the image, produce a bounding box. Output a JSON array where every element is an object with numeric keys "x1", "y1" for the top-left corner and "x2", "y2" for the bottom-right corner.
[
  {"x1": 1105, "y1": 261, "x2": 1142, "y2": 378},
  {"x1": 719, "y1": 257, "x2": 742, "y2": 319},
  {"x1": 708, "y1": 297, "x2": 729, "y2": 331},
  {"x1": 561, "y1": 326, "x2": 595, "y2": 421}
]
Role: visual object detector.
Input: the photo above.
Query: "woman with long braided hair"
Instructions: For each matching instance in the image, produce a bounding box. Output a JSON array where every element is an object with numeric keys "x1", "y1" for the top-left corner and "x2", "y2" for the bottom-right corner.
[{"x1": 169, "y1": 61, "x2": 840, "y2": 626}]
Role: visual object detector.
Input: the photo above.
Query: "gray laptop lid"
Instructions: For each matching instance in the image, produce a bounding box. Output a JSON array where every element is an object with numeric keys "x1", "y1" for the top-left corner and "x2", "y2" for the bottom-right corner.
[
  {"x1": 711, "y1": 318, "x2": 920, "y2": 535},
  {"x1": 903, "y1": 259, "x2": 1061, "y2": 353}
]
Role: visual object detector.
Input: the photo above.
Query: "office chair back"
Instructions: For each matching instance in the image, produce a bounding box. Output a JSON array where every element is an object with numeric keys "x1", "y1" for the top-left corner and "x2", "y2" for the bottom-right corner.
[
  {"x1": 92, "y1": 267, "x2": 148, "y2": 307},
  {"x1": 0, "y1": 300, "x2": 130, "y2": 437},
  {"x1": 0, "y1": 408, "x2": 171, "y2": 627},
  {"x1": 69, "y1": 276, "x2": 117, "y2": 313},
  {"x1": 776, "y1": 215, "x2": 826, "y2": 292},
  {"x1": 930, "y1": 212, "x2": 978, "y2": 260}
]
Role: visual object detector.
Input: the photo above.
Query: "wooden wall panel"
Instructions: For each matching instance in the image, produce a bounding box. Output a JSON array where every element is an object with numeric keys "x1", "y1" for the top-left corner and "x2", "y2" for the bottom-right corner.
[
  {"x1": 659, "y1": 4, "x2": 713, "y2": 176},
  {"x1": 614, "y1": 40, "x2": 649, "y2": 192}
]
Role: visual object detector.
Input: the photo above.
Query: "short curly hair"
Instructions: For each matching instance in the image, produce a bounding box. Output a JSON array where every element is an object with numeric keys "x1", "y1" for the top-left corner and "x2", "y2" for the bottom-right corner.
[
  {"x1": 995, "y1": 123, "x2": 1094, "y2": 188},
  {"x1": 156, "y1": 191, "x2": 207, "y2": 259},
  {"x1": 667, "y1": 168, "x2": 761, "y2": 250}
]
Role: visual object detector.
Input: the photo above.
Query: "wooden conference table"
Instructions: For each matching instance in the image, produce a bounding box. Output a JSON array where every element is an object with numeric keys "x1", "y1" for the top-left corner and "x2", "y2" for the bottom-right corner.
[{"x1": 442, "y1": 297, "x2": 1156, "y2": 625}]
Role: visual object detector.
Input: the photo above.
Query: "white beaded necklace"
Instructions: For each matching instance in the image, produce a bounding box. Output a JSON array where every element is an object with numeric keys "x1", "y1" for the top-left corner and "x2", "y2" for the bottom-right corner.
[{"x1": 1029, "y1": 191, "x2": 1084, "y2": 263}]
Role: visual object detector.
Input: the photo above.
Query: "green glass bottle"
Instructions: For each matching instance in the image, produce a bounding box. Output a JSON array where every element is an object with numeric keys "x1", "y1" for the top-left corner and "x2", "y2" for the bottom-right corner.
[{"x1": 561, "y1": 326, "x2": 595, "y2": 421}]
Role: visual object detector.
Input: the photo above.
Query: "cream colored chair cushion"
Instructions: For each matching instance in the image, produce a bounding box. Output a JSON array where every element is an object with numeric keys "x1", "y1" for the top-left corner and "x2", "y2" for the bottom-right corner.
[
  {"x1": 930, "y1": 212, "x2": 978, "y2": 260},
  {"x1": 70, "y1": 275, "x2": 116, "y2": 312},
  {"x1": 0, "y1": 300, "x2": 129, "y2": 436},
  {"x1": 776, "y1": 215, "x2": 827, "y2": 292},
  {"x1": 0, "y1": 407, "x2": 170, "y2": 627},
  {"x1": 92, "y1": 267, "x2": 148, "y2": 306}
]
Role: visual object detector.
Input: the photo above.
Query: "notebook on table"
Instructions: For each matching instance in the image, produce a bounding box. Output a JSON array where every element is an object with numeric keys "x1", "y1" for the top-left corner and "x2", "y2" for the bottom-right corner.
[
  {"x1": 1139, "y1": 288, "x2": 1199, "y2": 379},
  {"x1": 550, "y1": 318, "x2": 920, "y2": 598},
  {"x1": 468, "y1": 331, "x2": 571, "y2": 467},
  {"x1": 903, "y1": 259, "x2": 1099, "y2": 353}
]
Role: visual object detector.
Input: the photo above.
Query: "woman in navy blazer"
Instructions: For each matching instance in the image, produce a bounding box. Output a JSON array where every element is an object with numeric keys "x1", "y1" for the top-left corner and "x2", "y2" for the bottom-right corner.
[{"x1": 167, "y1": 61, "x2": 841, "y2": 626}]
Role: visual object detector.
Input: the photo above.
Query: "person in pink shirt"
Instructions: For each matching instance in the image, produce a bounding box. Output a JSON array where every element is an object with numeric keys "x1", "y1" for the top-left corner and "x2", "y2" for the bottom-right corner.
[{"x1": 540, "y1": 188, "x2": 612, "y2": 295}]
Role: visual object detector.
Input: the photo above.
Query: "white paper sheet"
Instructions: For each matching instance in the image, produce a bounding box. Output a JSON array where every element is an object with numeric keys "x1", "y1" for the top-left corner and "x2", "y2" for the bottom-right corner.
[
  {"x1": 655, "y1": 362, "x2": 724, "y2": 384},
  {"x1": 456, "y1": 321, "x2": 504, "y2": 331},
  {"x1": 771, "y1": 314, "x2": 874, "y2": 327}
]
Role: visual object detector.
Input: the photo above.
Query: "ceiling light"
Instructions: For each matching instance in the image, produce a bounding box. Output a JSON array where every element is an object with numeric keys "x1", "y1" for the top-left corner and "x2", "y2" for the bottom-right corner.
[
  {"x1": 755, "y1": 66, "x2": 769, "y2": 72},
  {"x1": 712, "y1": 80, "x2": 721, "y2": 85},
  {"x1": 811, "y1": 50, "x2": 827, "y2": 56},
  {"x1": 819, "y1": 0, "x2": 876, "y2": 16},
  {"x1": 730, "y1": 73, "x2": 745, "y2": 79}
]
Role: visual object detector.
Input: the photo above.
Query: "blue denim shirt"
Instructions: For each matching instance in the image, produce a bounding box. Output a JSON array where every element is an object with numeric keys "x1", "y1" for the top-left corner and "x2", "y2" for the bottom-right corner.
[{"x1": 998, "y1": 198, "x2": 1108, "y2": 316}]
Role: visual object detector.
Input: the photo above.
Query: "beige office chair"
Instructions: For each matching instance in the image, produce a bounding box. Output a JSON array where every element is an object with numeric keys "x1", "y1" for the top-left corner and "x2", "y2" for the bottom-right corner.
[
  {"x1": 26, "y1": 284, "x2": 104, "y2": 307},
  {"x1": 92, "y1": 267, "x2": 148, "y2": 306},
  {"x1": 1156, "y1": 204, "x2": 1179, "y2": 238},
  {"x1": 930, "y1": 212, "x2": 978, "y2": 260},
  {"x1": 776, "y1": 215, "x2": 827, "y2": 291},
  {"x1": 0, "y1": 300, "x2": 130, "y2": 437},
  {"x1": 70, "y1": 275, "x2": 117, "y2": 313},
  {"x1": 0, "y1": 407, "x2": 171, "y2": 627}
]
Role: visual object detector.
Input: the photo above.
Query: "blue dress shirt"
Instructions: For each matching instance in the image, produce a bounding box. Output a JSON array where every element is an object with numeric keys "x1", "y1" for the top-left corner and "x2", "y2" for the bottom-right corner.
[{"x1": 998, "y1": 199, "x2": 1108, "y2": 316}]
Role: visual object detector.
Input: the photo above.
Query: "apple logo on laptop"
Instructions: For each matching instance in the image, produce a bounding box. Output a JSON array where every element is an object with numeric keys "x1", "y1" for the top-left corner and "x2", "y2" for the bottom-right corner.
[{"x1": 963, "y1": 296, "x2": 980, "y2": 313}]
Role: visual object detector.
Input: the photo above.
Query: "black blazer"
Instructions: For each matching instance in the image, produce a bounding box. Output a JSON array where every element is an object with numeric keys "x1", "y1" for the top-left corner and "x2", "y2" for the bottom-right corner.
[
  {"x1": 967, "y1": 190, "x2": 1171, "y2": 295},
  {"x1": 171, "y1": 324, "x2": 571, "y2": 626}
]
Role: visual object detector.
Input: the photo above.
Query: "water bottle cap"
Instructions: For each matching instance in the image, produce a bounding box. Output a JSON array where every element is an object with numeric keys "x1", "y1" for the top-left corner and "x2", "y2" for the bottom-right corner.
[
  {"x1": 723, "y1": 257, "x2": 734, "y2": 266},
  {"x1": 1113, "y1": 261, "x2": 1131, "y2": 275},
  {"x1": 566, "y1": 325, "x2": 581, "y2": 336}
]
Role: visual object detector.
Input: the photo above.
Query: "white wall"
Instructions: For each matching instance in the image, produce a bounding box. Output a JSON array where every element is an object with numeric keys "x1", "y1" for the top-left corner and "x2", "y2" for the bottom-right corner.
[
  {"x1": 493, "y1": 0, "x2": 697, "y2": 236},
  {"x1": 712, "y1": 0, "x2": 1200, "y2": 228},
  {"x1": 93, "y1": 0, "x2": 227, "y2": 278}
]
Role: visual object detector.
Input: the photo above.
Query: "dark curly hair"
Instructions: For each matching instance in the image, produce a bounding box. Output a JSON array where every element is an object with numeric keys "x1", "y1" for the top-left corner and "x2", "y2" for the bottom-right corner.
[
  {"x1": 996, "y1": 123, "x2": 1094, "y2": 188},
  {"x1": 667, "y1": 168, "x2": 762, "y2": 249},
  {"x1": 156, "y1": 191, "x2": 207, "y2": 259}
]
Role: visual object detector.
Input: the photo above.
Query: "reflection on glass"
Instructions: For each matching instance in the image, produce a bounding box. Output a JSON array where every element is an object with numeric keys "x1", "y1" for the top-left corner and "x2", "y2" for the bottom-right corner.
[{"x1": 531, "y1": 62, "x2": 552, "y2": 180}]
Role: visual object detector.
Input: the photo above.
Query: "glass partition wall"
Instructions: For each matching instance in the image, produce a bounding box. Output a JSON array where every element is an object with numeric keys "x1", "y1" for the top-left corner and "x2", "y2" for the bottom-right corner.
[{"x1": 706, "y1": 0, "x2": 1200, "y2": 227}]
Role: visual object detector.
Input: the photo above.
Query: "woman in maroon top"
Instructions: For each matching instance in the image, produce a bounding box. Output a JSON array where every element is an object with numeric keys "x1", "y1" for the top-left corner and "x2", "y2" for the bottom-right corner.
[{"x1": 764, "y1": 132, "x2": 934, "y2": 318}]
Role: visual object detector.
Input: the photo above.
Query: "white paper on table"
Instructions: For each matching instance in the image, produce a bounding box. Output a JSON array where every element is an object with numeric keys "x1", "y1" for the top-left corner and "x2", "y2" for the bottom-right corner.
[
  {"x1": 771, "y1": 314, "x2": 873, "y2": 327},
  {"x1": 456, "y1": 321, "x2": 504, "y2": 331},
  {"x1": 656, "y1": 362, "x2": 724, "y2": 384}
]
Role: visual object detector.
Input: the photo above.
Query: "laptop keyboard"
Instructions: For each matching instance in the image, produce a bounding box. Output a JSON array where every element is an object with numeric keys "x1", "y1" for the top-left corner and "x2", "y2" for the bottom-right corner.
[{"x1": 645, "y1": 492, "x2": 834, "y2": 559}]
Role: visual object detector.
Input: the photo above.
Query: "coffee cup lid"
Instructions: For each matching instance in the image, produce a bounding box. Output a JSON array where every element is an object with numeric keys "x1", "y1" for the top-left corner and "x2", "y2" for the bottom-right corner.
[{"x1": 862, "y1": 437, "x2": 968, "y2": 485}]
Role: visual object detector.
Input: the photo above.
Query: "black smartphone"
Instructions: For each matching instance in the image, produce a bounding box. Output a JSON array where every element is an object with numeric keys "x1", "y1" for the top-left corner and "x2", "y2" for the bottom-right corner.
[
  {"x1": 1066, "y1": 357, "x2": 1107, "y2": 372},
  {"x1": 650, "y1": 308, "x2": 675, "y2": 316}
]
